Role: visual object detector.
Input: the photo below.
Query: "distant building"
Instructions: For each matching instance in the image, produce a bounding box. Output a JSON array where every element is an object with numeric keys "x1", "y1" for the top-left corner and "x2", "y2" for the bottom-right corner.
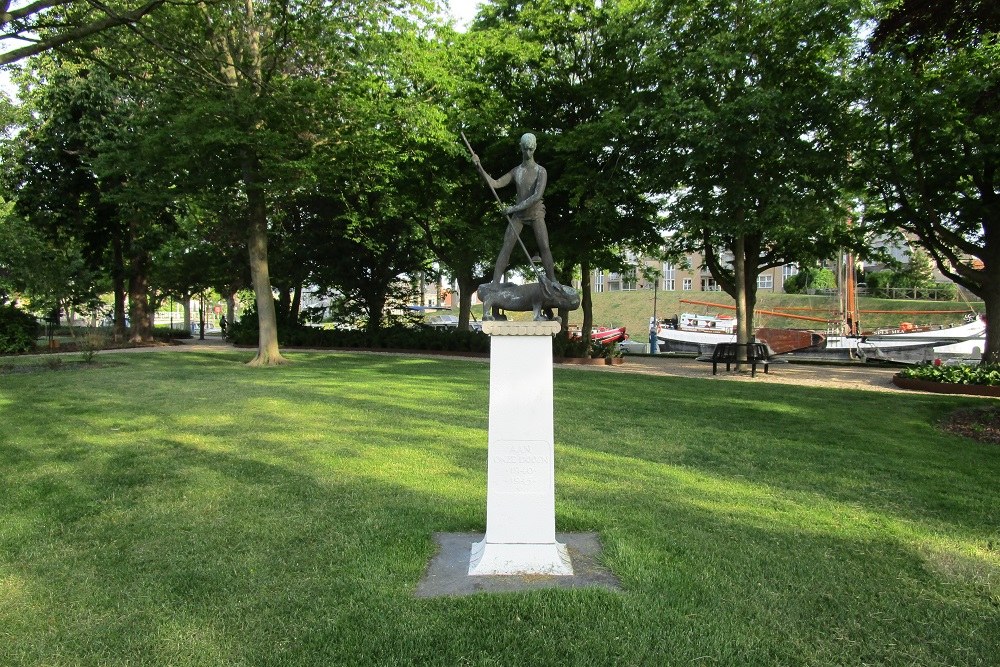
[{"x1": 591, "y1": 252, "x2": 799, "y2": 295}]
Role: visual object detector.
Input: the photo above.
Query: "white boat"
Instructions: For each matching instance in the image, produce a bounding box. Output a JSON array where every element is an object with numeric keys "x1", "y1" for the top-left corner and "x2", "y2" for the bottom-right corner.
[
  {"x1": 426, "y1": 314, "x2": 483, "y2": 332},
  {"x1": 657, "y1": 310, "x2": 985, "y2": 362},
  {"x1": 656, "y1": 313, "x2": 736, "y2": 354},
  {"x1": 812, "y1": 317, "x2": 986, "y2": 362}
]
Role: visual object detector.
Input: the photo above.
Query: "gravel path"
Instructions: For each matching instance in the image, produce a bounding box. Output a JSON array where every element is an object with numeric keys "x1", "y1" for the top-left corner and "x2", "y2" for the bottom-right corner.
[
  {"x1": 31, "y1": 335, "x2": 912, "y2": 395},
  {"x1": 597, "y1": 354, "x2": 904, "y2": 394}
]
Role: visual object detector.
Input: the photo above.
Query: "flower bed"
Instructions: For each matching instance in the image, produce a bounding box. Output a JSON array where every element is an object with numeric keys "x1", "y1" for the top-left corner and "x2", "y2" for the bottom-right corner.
[
  {"x1": 893, "y1": 361, "x2": 1000, "y2": 397},
  {"x1": 892, "y1": 374, "x2": 1000, "y2": 397}
]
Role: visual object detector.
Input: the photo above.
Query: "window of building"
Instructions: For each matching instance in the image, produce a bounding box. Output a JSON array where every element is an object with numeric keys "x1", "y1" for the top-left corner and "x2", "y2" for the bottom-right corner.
[
  {"x1": 594, "y1": 271, "x2": 604, "y2": 293},
  {"x1": 782, "y1": 264, "x2": 799, "y2": 279},
  {"x1": 682, "y1": 278, "x2": 693, "y2": 290},
  {"x1": 663, "y1": 262, "x2": 676, "y2": 290},
  {"x1": 622, "y1": 271, "x2": 637, "y2": 291},
  {"x1": 757, "y1": 274, "x2": 774, "y2": 290},
  {"x1": 702, "y1": 278, "x2": 721, "y2": 291}
]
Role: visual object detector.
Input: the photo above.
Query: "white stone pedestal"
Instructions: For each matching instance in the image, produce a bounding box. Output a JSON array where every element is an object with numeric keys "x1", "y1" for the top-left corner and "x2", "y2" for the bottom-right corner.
[{"x1": 469, "y1": 320, "x2": 573, "y2": 576}]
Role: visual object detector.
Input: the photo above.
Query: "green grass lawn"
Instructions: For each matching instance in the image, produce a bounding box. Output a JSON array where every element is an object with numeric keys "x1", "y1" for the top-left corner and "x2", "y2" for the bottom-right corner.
[{"x1": 2, "y1": 351, "x2": 998, "y2": 666}]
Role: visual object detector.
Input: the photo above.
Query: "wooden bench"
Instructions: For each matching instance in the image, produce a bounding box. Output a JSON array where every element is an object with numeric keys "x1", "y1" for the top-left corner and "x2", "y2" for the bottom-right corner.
[{"x1": 697, "y1": 342, "x2": 777, "y2": 377}]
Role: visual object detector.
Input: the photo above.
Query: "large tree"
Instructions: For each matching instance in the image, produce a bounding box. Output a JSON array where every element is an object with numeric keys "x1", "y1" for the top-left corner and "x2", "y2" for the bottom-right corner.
[
  {"x1": 1, "y1": 63, "x2": 167, "y2": 341},
  {"x1": 1, "y1": 0, "x2": 165, "y2": 65},
  {"x1": 86, "y1": 0, "x2": 439, "y2": 364},
  {"x1": 859, "y1": 0, "x2": 999, "y2": 361},
  {"x1": 634, "y1": 0, "x2": 863, "y2": 353}
]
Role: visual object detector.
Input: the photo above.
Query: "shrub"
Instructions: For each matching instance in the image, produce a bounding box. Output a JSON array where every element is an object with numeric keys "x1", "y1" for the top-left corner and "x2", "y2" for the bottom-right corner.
[
  {"x1": 227, "y1": 305, "x2": 491, "y2": 354},
  {"x1": 0, "y1": 305, "x2": 40, "y2": 355},
  {"x1": 552, "y1": 333, "x2": 590, "y2": 358},
  {"x1": 784, "y1": 267, "x2": 836, "y2": 294},
  {"x1": 898, "y1": 362, "x2": 1000, "y2": 386},
  {"x1": 864, "y1": 270, "x2": 895, "y2": 297},
  {"x1": 153, "y1": 327, "x2": 192, "y2": 341},
  {"x1": 80, "y1": 332, "x2": 106, "y2": 363}
]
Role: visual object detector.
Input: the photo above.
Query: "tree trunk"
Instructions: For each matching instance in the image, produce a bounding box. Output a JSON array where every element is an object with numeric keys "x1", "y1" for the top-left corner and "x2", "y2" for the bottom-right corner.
[
  {"x1": 277, "y1": 286, "x2": 291, "y2": 328},
  {"x1": 244, "y1": 154, "x2": 286, "y2": 366},
  {"x1": 982, "y1": 283, "x2": 1000, "y2": 364},
  {"x1": 734, "y1": 235, "x2": 750, "y2": 366},
  {"x1": 226, "y1": 293, "x2": 236, "y2": 325},
  {"x1": 290, "y1": 283, "x2": 302, "y2": 328},
  {"x1": 182, "y1": 293, "x2": 192, "y2": 333},
  {"x1": 112, "y1": 236, "x2": 127, "y2": 342},
  {"x1": 366, "y1": 291, "x2": 387, "y2": 334},
  {"x1": 457, "y1": 273, "x2": 476, "y2": 331},
  {"x1": 127, "y1": 231, "x2": 154, "y2": 343},
  {"x1": 198, "y1": 292, "x2": 206, "y2": 340},
  {"x1": 556, "y1": 264, "x2": 573, "y2": 332},
  {"x1": 581, "y1": 258, "x2": 593, "y2": 346}
]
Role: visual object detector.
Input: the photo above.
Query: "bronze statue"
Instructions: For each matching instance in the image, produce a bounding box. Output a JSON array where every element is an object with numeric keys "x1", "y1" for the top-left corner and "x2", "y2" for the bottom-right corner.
[
  {"x1": 467, "y1": 133, "x2": 557, "y2": 284},
  {"x1": 462, "y1": 132, "x2": 579, "y2": 321}
]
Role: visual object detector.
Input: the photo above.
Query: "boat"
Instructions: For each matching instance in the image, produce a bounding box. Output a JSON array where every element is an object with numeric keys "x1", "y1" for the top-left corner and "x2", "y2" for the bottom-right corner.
[
  {"x1": 655, "y1": 313, "x2": 824, "y2": 355},
  {"x1": 656, "y1": 304, "x2": 985, "y2": 362},
  {"x1": 425, "y1": 314, "x2": 483, "y2": 332},
  {"x1": 809, "y1": 316, "x2": 986, "y2": 362},
  {"x1": 571, "y1": 326, "x2": 628, "y2": 345}
]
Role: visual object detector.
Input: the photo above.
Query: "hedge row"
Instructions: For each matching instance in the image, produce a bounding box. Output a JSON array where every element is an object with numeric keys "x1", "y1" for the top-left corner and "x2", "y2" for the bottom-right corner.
[
  {"x1": 229, "y1": 322, "x2": 492, "y2": 354},
  {"x1": 227, "y1": 322, "x2": 616, "y2": 358}
]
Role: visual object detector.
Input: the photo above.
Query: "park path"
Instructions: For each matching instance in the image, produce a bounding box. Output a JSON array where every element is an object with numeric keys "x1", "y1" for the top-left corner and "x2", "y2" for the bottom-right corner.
[
  {"x1": 27, "y1": 335, "x2": 917, "y2": 395},
  {"x1": 176, "y1": 337, "x2": 907, "y2": 395}
]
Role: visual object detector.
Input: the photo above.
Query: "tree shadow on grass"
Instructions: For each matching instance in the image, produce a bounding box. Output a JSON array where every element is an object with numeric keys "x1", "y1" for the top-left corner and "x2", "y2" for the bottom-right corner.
[
  {"x1": 6, "y1": 423, "x2": 996, "y2": 666},
  {"x1": 555, "y1": 369, "x2": 1000, "y2": 535},
  {"x1": 2, "y1": 353, "x2": 998, "y2": 665}
]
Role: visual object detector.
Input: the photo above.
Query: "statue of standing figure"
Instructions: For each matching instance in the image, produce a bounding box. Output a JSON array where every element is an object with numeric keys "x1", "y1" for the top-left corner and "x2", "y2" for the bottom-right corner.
[
  {"x1": 472, "y1": 133, "x2": 557, "y2": 285},
  {"x1": 467, "y1": 132, "x2": 580, "y2": 320}
]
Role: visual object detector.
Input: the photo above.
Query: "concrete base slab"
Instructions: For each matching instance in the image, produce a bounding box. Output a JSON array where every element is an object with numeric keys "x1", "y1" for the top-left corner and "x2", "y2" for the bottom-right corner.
[
  {"x1": 468, "y1": 539, "x2": 573, "y2": 576},
  {"x1": 415, "y1": 532, "x2": 621, "y2": 598}
]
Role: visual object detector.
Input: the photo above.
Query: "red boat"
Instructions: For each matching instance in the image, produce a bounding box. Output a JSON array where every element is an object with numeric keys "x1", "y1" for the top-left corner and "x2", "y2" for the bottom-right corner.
[{"x1": 571, "y1": 326, "x2": 628, "y2": 345}]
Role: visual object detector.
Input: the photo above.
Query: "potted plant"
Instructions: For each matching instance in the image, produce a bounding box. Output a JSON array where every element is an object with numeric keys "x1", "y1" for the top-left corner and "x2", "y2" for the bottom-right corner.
[{"x1": 593, "y1": 341, "x2": 624, "y2": 366}]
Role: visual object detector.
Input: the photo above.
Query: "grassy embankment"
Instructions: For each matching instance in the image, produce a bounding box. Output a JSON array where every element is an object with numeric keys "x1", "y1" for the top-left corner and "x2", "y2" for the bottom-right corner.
[
  {"x1": 457, "y1": 290, "x2": 984, "y2": 337},
  {"x1": 1, "y1": 351, "x2": 997, "y2": 665}
]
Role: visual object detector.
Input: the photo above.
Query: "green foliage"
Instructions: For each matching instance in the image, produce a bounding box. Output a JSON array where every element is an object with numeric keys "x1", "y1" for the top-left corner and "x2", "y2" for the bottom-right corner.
[
  {"x1": 228, "y1": 303, "x2": 489, "y2": 353},
  {"x1": 864, "y1": 270, "x2": 893, "y2": 295},
  {"x1": 865, "y1": 265, "x2": 957, "y2": 300},
  {"x1": 79, "y1": 334, "x2": 102, "y2": 363},
  {"x1": 152, "y1": 327, "x2": 191, "y2": 341},
  {"x1": 783, "y1": 267, "x2": 837, "y2": 294},
  {"x1": 552, "y1": 332, "x2": 591, "y2": 358},
  {"x1": 899, "y1": 362, "x2": 1000, "y2": 386},
  {"x1": 897, "y1": 246, "x2": 936, "y2": 288},
  {"x1": 857, "y1": 4, "x2": 1000, "y2": 358},
  {"x1": 590, "y1": 340, "x2": 622, "y2": 360},
  {"x1": 0, "y1": 304, "x2": 40, "y2": 354},
  {"x1": 635, "y1": 0, "x2": 863, "y2": 340}
]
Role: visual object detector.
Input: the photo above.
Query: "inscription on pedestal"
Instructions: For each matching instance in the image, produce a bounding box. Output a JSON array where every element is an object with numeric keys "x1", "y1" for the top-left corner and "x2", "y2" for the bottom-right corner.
[{"x1": 490, "y1": 441, "x2": 551, "y2": 492}]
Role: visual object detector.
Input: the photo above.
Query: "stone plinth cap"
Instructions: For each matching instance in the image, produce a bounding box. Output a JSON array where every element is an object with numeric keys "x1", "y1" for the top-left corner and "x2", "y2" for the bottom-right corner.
[{"x1": 482, "y1": 321, "x2": 562, "y2": 336}]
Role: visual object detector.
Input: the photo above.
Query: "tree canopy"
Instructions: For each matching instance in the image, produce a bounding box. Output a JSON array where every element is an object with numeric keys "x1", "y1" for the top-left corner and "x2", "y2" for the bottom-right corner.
[
  {"x1": 858, "y1": 0, "x2": 1000, "y2": 360},
  {"x1": 1, "y1": 0, "x2": 997, "y2": 365},
  {"x1": 1, "y1": 0, "x2": 165, "y2": 65}
]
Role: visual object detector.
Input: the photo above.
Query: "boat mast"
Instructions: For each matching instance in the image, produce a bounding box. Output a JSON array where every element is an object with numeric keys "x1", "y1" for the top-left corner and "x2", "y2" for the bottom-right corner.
[{"x1": 845, "y1": 250, "x2": 859, "y2": 336}]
